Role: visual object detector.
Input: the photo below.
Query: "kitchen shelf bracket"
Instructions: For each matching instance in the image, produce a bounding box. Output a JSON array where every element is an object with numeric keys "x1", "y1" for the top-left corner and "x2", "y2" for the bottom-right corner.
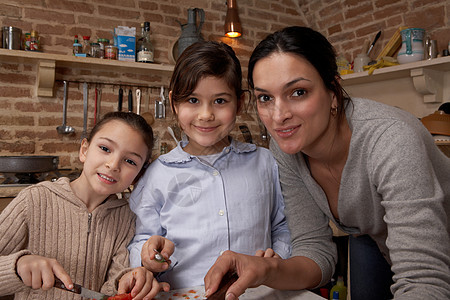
[
  {"x1": 37, "y1": 60, "x2": 56, "y2": 97},
  {"x1": 411, "y1": 68, "x2": 443, "y2": 103}
]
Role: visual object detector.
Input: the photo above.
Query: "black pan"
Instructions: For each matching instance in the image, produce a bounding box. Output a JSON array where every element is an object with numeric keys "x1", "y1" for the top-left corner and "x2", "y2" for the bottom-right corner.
[{"x1": 0, "y1": 156, "x2": 59, "y2": 173}]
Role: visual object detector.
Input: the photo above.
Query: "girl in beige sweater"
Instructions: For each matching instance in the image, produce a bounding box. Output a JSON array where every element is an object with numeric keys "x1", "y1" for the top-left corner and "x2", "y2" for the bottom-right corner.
[{"x1": 0, "y1": 112, "x2": 169, "y2": 299}]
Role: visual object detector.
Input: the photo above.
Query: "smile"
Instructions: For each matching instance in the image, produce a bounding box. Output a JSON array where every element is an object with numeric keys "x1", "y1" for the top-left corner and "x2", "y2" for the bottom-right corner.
[
  {"x1": 194, "y1": 125, "x2": 218, "y2": 132},
  {"x1": 275, "y1": 125, "x2": 300, "y2": 137},
  {"x1": 98, "y1": 173, "x2": 116, "y2": 183}
]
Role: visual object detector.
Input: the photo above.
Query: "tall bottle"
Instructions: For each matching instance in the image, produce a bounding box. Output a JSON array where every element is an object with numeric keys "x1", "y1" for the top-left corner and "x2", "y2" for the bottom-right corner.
[
  {"x1": 73, "y1": 35, "x2": 82, "y2": 56},
  {"x1": 329, "y1": 276, "x2": 347, "y2": 300},
  {"x1": 136, "y1": 21, "x2": 154, "y2": 63}
]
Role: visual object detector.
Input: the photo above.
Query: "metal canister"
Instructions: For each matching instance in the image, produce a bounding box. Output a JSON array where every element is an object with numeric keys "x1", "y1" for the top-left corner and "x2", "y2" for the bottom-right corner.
[{"x1": 2, "y1": 26, "x2": 22, "y2": 50}]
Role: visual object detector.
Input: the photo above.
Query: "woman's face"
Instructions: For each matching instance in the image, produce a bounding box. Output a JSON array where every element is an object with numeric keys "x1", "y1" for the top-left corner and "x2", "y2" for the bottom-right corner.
[{"x1": 253, "y1": 52, "x2": 337, "y2": 155}]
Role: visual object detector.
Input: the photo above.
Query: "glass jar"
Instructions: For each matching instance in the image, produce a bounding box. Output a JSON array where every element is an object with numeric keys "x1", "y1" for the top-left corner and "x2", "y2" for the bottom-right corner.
[
  {"x1": 90, "y1": 42, "x2": 101, "y2": 58},
  {"x1": 105, "y1": 45, "x2": 118, "y2": 60},
  {"x1": 97, "y1": 38, "x2": 109, "y2": 58}
]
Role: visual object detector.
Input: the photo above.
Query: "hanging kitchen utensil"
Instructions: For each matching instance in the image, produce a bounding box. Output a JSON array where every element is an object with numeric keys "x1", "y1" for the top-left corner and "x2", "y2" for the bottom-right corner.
[
  {"x1": 136, "y1": 88, "x2": 141, "y2": 115},
  {"x1": 118, "y1": 87, "x2": 123, "y2": 111},
  {"x1": 239, "y1": 124, "x2": 253, "y2": 143},
  {"x1": 141, "y1": 88, "x2": 154, "y2": 125},
  {"x1": 56, "y1": 80, "x2": 75, "y2": 134},
  {"x1": 95, "y1": 85, "x2": 102, "y2": 124},
  {"x1": 94, "y1": 87, "x2": 98, "y2": 124},
  {"x1": 81, "y1": 82, "x2": 88, "y2": 140},
  {"x1": 167, "y1": 126, "x2": 178, "y2": 144},
  {"x1": 155, "y1": 86, "x2": 166, "y2": 119},
  {"x1": 128, "y1": 88, "x2": 133, "y2": 112}
]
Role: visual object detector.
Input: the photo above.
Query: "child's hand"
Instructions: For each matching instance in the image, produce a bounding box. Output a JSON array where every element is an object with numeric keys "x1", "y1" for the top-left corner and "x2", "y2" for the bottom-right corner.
[
  {"x1": 254, "y1": 248, "x2": 281, "y2": 258},
  {"x1": 118, "y1": 266, "x2": 170, "y2": 300},
  {"x1": 16, "y1": 254, "x2": 73, "y2": 291},
  {"x1": 141, "y1": 235, "x2": 174, "y2": 273}
]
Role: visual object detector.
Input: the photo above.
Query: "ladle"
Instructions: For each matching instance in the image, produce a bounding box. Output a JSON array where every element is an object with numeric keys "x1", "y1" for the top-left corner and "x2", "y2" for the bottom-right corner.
[{"x1": 56, "y1": 80, "x2": 75, "y2": 134}]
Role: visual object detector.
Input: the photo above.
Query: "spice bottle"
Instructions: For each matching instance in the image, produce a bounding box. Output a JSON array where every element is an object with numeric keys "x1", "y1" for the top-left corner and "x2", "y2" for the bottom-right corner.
[
  {"x1": 73, "y1": 35, "x2": 83, "y2": 56},
  {"x1": 30, "y1": 30, "x2": 40, "y2": 51},
  {"x1": 82, "y1": 36, "x2": 91, "y2": 56}
]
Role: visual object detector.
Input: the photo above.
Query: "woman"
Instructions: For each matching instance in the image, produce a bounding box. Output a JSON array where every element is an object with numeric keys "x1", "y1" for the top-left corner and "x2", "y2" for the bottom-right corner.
[{"x1": 204, "y1": 26, "x2": 450, "y2": 300}]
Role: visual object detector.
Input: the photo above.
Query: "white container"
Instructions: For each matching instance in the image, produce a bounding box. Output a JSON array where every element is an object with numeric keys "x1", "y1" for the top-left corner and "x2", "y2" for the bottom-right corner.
[
  {"x1": 354, "y1": 53, "x2": 371, "y2": 72},
  {"x1": 397, "y1": 28, "x2": 425, "y2": 64}
]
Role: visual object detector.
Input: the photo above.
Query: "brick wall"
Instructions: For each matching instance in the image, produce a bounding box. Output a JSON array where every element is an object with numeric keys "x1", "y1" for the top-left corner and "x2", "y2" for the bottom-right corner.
[{"x1": 0, "y1": 0, "x2": 449, "y2": 170}]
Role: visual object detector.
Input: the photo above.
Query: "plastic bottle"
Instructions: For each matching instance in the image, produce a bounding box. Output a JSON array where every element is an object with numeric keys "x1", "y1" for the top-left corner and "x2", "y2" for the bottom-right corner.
[
  {"x1": 329, "y1": 276, "x2": 347, "y2": 300},
  {"x1": 73, "y1": 35, "x2": 83, "y2": 56}
]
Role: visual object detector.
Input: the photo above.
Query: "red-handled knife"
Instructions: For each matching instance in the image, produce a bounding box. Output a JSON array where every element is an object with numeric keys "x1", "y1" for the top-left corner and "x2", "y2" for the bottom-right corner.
[{"x1": 54, "y1": 278, "x2": 110, "y2": 299}]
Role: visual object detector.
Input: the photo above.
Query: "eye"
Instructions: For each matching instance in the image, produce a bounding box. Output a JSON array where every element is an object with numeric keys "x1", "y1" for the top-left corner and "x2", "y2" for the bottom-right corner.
[
  {"x1": 291, "y1": 89, "x2": 306, "y2": 97},
  {"x1": 187, "y1": 97, "x2": 199, "y2": 104},
  {"x1": 214, "y1": 98, "x2": 227, "y2": 104},
  {"x1": 125, "y1": 158, "x2": 137, "y2": 166},
  {"x1": 256, "y1": 94, "x2": 272, "y2": 103},
  {"x1": 99, "y1": 145, "x2": 110, "y2": 153}
]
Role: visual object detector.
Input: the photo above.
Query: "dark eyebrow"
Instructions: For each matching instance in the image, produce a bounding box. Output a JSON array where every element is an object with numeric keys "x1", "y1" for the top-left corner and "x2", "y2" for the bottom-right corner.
[
  {"x1": 254, "y1": 77, "x2": 311, "y2": 92},
  {"x1": 190, "y1": 92, "x2": 233, "y2": 98},
  {"x1": 98, "y1": 137, "x2": 144, "y2": 160}
]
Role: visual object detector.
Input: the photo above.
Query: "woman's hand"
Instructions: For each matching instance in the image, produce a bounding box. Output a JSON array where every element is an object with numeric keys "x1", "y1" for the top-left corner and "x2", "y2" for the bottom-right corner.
[
  {"x1": 204, "y1": 251, "x2": 272, "y2": 300},
  {"x1": 254, "y1": 248, "x2": 281, "y2": 258},
  {"x1": 118, "y1": 266, "x2": 170, "y2": 300},
  {"x1": 141, "y1": 235, "x2": 174, "y2": 273},
  {"x1": 16, "y1": 254, "x2": 73, "y2": 291}
]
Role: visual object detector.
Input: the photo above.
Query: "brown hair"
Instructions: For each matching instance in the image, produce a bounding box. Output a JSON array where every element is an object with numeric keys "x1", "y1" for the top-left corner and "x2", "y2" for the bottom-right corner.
[
  {"x1": 88, "y1": 111, "x2": 153, "y2": 162},
  {"x1": 169, "y1": 40, "x2": 244, "y2": 114}
]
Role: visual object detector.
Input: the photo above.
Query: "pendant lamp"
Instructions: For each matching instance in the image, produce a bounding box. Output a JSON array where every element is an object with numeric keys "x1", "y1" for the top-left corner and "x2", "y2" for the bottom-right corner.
[{"x1": 224, "y1": 0, "x2": 242, "y2": 38}]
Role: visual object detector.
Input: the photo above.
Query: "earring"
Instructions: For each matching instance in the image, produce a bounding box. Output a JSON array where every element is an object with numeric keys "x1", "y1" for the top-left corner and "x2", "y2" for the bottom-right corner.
[{"x1": 331, "y1": 106, "x2": 338, "y2": 117}]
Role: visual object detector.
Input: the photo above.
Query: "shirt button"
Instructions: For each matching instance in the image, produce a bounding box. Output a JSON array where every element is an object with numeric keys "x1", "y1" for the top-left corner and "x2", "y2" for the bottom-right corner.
[
  {"x1": 212, "y1": 170, "x2": 219, "y2": 176},
  {"x1": 225, "y1": 148, "x2": 230, "y2": 153},
  {"x1": 218, "y1": 209, "x2": 225, "y2": 216}
]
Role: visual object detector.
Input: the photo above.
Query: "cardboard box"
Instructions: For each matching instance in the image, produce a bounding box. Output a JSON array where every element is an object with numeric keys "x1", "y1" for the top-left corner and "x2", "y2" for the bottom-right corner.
[{"x1": 115, "y1": 26, "x2": 136, "y2": 62}]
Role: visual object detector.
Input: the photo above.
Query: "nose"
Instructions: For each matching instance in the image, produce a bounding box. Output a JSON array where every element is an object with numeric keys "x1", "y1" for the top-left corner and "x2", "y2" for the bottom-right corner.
[
  {"x1": 197, "y1": 103, "x2": 215, "y2": 121},
  {"x1": 271, "y1": 98, "x2": 292, "y2": 123},
  {"x1": 105, "y1": 155, "x2": 120, "y2": 171}
]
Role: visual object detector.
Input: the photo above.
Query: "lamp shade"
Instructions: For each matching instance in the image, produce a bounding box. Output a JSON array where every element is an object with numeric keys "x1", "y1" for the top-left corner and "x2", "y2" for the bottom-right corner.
[{"x1": 224, "y1": 0, "x2": 242, "y2": 37}]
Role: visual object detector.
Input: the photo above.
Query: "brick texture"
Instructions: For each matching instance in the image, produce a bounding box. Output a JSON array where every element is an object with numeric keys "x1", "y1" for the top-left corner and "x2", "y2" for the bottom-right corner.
[{"x1": 0, "y1": 0, "x2": 448, "y2": 170}]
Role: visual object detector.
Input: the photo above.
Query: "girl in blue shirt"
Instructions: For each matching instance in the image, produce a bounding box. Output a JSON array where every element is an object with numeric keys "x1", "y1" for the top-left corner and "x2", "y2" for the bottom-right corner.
[{"x1": 128, "y1": 41, "x2": 291, "y2": 290}]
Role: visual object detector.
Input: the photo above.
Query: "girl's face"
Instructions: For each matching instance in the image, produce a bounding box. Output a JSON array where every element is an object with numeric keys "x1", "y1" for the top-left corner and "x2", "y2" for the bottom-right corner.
[
  {"x1": 77, "y1": 120, "x2": 149, "y2": 199},
  {"x1": 254, "y1": 52, "x2": 337, "y2": 155},
  {"x1": 173, "y1": 75, "x2": 240, "y2": 155}
]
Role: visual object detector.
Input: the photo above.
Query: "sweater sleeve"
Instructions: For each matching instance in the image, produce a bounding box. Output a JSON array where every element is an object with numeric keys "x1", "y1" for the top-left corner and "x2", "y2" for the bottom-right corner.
[
  {"x1": 101, "y1": 206, "x2": 137, "y2": 296},
  {"x1": 370, "y1": 121, "x2": 450, "y2": 299},
  {"x1": 270, "y1": 140, "x2": 337, "y2": 287},
  {"x1": 0, "y1": 191, "x2": 33, "y2": 295}
]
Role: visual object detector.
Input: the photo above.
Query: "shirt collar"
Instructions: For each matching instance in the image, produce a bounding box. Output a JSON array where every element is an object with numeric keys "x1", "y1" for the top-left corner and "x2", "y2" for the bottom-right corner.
[{"x1": 158, "y1": 138, "x2": 257, "y2": 164}]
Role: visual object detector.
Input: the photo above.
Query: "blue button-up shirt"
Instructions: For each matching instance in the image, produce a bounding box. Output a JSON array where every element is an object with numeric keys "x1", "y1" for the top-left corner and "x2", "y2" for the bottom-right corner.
[{"x1": 128, "y1": 139, "x2": 291, "y2": 289}]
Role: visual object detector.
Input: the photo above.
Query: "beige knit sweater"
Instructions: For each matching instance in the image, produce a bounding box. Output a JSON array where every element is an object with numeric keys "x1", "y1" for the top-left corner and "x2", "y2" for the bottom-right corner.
[{"x1": 0, "y1": 177, "x2": 136, "y2": 299}]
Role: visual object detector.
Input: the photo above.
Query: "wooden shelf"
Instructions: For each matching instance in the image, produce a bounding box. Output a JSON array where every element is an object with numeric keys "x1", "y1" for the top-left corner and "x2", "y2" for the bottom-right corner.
[
  {"x1": 0, "y1": 48, "x2": 174, "y2": 97},
  {"x1": 342, "y1": 56, "x2": 450, "y2": 104}
]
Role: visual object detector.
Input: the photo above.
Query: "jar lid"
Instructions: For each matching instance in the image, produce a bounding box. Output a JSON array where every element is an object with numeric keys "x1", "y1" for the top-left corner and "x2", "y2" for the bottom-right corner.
[
  {"x1": 98, "y1": 38, "x2": 110, "y2": 43},
  {"x1": 90, "y1": 42, "x2": 100, "y2": 46}
]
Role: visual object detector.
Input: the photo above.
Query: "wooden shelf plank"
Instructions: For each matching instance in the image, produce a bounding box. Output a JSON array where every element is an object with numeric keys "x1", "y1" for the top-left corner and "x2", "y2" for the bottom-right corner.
[{"x1": 0, "y1": 49, "x2": 174, "y2": 97}]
